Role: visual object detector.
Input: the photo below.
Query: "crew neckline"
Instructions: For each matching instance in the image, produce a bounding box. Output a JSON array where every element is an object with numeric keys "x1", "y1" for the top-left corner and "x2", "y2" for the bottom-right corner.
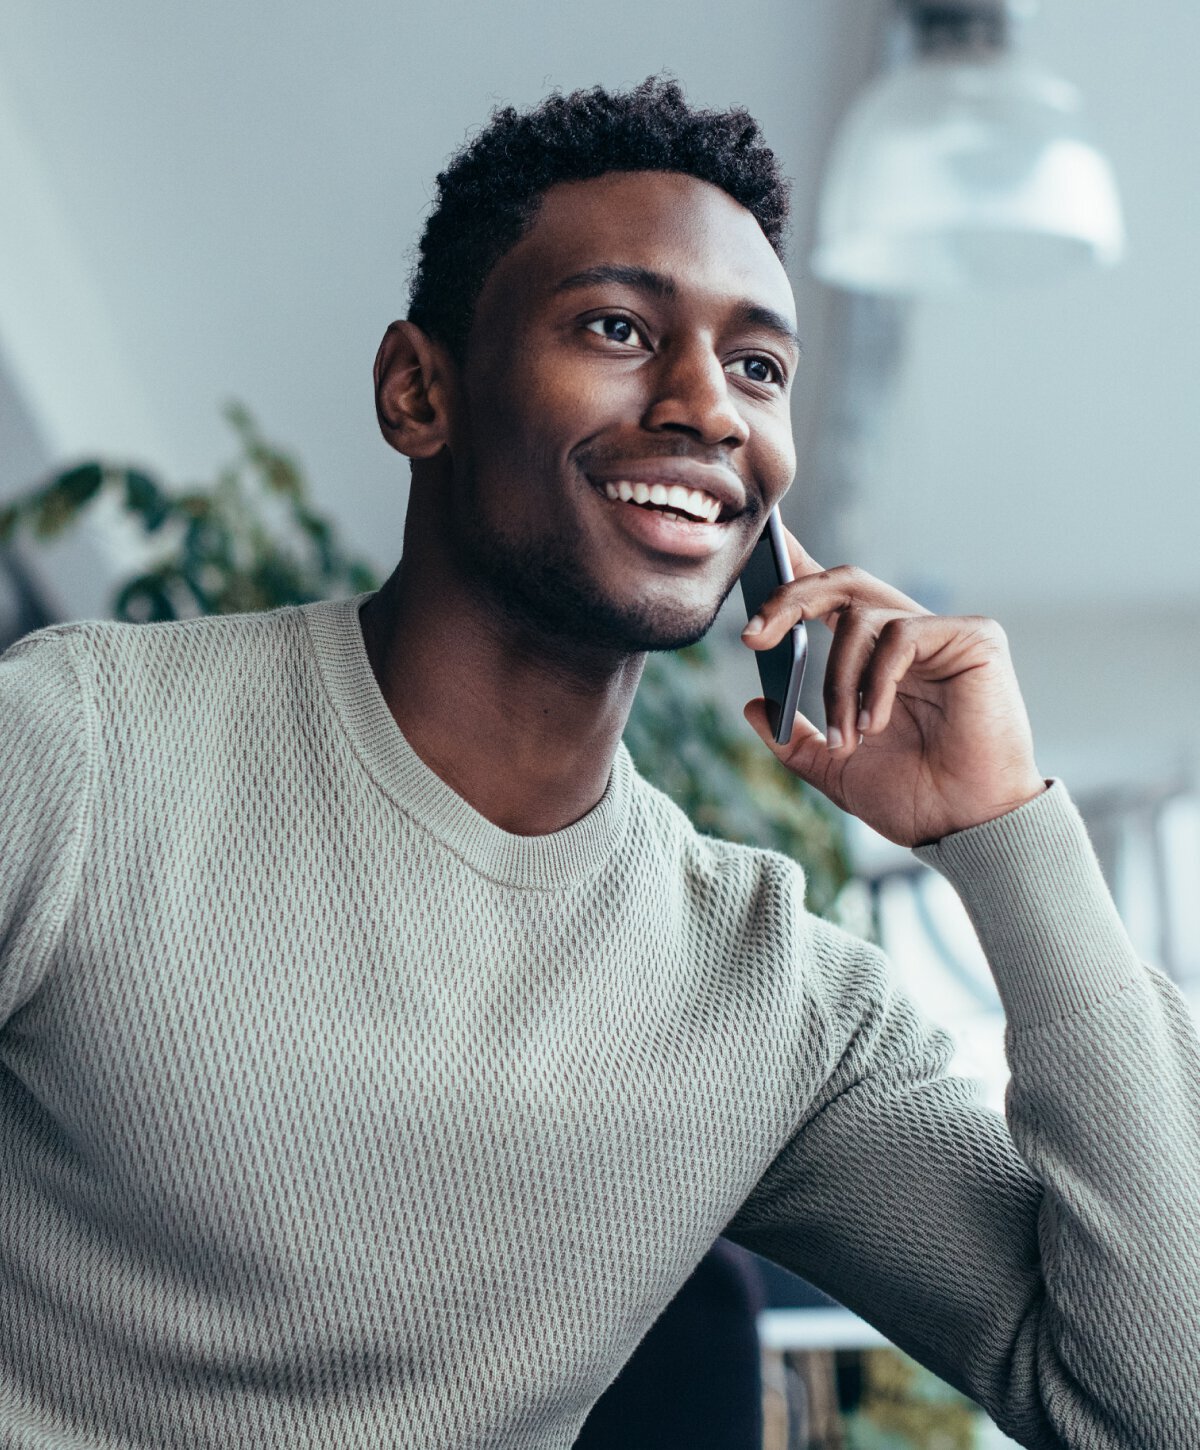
[{"x1": 301, "y1": 592, "x2": 634, "y2": 889}]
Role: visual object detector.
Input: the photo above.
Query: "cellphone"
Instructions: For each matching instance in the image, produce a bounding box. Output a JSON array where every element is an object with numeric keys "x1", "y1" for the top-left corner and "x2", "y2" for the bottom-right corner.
[{"x1": 738, "y1": 506, "x2": 808, "y2": 745}]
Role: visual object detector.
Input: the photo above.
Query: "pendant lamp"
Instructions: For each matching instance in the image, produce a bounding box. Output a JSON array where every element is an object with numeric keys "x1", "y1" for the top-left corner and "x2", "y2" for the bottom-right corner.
[{"x1": 810, "y1": 0, "x2": 1126, "y2": 294}]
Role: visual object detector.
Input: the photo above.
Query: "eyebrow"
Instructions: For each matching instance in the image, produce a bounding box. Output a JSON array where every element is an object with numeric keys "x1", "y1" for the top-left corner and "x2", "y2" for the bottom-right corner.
[{"x1": 554, "y1": 264, "x2": 803, "y2": 360}]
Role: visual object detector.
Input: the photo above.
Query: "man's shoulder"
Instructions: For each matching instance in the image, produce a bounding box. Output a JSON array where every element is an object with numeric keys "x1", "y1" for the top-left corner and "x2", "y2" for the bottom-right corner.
[
  {"x1": 624, "y1": 760, "x2": 808, "y2": 902},
  {"x1": 1, "y1": 602, "x2": 336, "y2": 761},
  {"x1": 621, "y1": 764, "x2": 890, "y2": 1012},
  {"x1": 6, "y1": 602, "x2": 311, "y2": 694},
  {"x1": 52, "y1": 600, "x2": 304, "y2": 657}
]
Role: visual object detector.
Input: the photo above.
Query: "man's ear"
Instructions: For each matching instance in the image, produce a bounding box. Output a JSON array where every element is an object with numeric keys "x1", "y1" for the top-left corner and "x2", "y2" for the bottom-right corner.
[{"x1": 373, "y1": 321, "x2": 456, "y2": 459}]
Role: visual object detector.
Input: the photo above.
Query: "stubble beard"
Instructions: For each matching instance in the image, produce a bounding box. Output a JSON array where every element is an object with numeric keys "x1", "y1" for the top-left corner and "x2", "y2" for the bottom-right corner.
[{"x1": 456, "y1": 466, "x2": 732, "y2": 658}]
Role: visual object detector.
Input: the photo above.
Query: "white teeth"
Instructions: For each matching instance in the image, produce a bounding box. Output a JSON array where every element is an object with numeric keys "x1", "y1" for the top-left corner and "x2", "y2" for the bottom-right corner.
[
  {"x1": 674, "y1": 485, "x2": 722, "y2": 523},
  {"x1": 602, "y1": 479, "x2": 724, "y2": 524}
]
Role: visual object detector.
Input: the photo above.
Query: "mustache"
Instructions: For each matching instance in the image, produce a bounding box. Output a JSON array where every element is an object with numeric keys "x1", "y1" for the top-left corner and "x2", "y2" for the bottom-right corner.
[
  {"x1": 574, "y1": 440, "x2": 762, "y2": 523},
  {"x1": 575, "y1": 438, "x2": 737, "y2": 474}
]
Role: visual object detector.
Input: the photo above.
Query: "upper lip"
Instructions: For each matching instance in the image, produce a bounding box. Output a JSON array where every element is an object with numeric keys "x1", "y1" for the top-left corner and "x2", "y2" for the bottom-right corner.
[{"x1": 586, "y1": 458, "x2": 746, "y2": 521}]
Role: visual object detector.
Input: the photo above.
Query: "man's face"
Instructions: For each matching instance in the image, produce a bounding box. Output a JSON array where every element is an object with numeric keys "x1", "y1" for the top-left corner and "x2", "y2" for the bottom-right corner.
[{"x1": 444, "y1": 169, "x2": 799, "y2": 654}]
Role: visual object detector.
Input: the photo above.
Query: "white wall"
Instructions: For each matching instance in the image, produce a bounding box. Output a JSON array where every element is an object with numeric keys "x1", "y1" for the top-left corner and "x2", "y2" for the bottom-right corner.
[
  {"x1": 0, "y1": 0, "x2": 878, "y2": 600},
  {"x1": 832, "y1": 1, "x2": 1200, "y2": 791},
  {"x1": 3, "y1": 0, "x2": 1196, "y2": 795}
]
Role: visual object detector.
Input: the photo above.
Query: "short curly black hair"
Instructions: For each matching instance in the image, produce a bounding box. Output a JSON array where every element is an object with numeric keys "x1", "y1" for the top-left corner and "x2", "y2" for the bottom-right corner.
[{"x1": 407, "y1": 75, "x2": 791, "y2": 364}]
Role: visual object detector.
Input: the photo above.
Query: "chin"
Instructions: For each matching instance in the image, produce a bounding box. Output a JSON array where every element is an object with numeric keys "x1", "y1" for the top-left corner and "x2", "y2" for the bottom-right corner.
[
  {"x1": 586, "y1": 593, "x2": 724, "y2": 654},
  {"x1": 464, "y1": 520, "x2": 729, "y2": 656},
  {"x1": 624, "y1": 616, "x2": 716, "y2": 654}
]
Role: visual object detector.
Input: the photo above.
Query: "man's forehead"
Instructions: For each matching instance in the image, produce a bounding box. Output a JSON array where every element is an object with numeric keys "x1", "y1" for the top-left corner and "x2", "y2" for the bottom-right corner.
[{"x1": 504, "y1": 170, "x2": 796, "y2": 321}]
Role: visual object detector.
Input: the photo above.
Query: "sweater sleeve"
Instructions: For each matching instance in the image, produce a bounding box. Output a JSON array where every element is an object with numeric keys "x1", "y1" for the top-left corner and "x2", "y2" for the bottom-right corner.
[
  {"x1": 725, "y1": 782, "x2": 1200, "y2": 1450},
  {"x1": 0, "y1": 626, "x2": 94, "y2": 1027}
]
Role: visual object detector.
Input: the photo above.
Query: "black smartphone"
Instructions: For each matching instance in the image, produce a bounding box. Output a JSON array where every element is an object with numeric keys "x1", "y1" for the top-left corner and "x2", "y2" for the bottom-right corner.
[{"x1": 738, "y1": 506, "x2": 808, "y2": 745}]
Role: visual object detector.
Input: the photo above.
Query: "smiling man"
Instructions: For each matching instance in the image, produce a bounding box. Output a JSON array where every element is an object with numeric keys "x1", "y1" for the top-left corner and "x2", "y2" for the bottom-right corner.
[
  {"x1": 360, "y1": 163, "x2": 800, "y2": 837},
  {"x1": 1, "y1": 77, "x2": 1198, "y2": 1450}
]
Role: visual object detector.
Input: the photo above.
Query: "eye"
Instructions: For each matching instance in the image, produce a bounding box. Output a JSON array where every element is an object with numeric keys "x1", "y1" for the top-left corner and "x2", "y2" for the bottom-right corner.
[
  {"x1": 731, "y1": 355, "x2": 785, "y2": 386},
  {"x1": 584, "y1": 315, "x2": 646, "y2": 347}
]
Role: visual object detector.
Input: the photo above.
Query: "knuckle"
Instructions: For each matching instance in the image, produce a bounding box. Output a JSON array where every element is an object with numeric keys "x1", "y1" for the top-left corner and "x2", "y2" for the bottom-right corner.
[
  {"x1": 878, "y1": 614, "x2": 914, "y2": 646},
  {"x1": 827, "y1": 605, "x2": 856, "y2": 638},
  {"x1": 826, "y1": 563, "x2": 867, "y2": 590},
  {"x1": 964, "y1": 614, "x2": 1008, "y2": 650}
]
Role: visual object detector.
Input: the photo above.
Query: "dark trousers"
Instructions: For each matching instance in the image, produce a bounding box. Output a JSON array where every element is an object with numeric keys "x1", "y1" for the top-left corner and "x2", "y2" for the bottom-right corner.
[{"x1": 573, "y1": 1239, "x2": 765, "y2": 1449}]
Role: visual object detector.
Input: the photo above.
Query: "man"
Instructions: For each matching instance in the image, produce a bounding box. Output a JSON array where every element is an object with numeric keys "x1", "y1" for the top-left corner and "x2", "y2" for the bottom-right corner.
[{"x1": 0, "y1": 76, "x2": 1197, "y2": 1450}]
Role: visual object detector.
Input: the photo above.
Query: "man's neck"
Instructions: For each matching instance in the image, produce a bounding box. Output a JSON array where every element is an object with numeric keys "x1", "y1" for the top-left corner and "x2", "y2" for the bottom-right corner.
[{"x1": 359, "y1": 564, "x2": 644, "y2": 837}]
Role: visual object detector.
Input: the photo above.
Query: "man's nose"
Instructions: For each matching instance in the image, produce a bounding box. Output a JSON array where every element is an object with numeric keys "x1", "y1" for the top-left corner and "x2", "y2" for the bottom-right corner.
[{"x1": 641, "y1": 342, "x2": 751, "y2": 449}]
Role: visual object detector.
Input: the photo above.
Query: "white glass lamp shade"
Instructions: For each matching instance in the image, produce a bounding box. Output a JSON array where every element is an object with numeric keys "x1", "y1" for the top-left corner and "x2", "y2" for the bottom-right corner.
[{"x1": 810, "y1": 52, "x2": 1126, "y2": 294}]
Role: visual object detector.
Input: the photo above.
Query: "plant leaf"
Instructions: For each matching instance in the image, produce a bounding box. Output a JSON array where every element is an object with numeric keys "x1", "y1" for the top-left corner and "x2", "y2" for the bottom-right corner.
[
  {"x1": 55, "y1": 463, "x2": 105, "y2": 508},
  {"x1": 124, "y1": 469, "x2": 171, "y2": 530},
  {"x1": 30, "y1": 463, "x2": 105, "y2": 536},
  {"x1": 114, "y1": 574, "x2": 178, "y2": 623}
]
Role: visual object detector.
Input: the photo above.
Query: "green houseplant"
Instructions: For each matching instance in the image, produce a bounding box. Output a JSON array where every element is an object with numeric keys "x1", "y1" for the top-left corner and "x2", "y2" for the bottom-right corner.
[{"x1": 0, "y1": 404, "x2": 853, "y2": 918}]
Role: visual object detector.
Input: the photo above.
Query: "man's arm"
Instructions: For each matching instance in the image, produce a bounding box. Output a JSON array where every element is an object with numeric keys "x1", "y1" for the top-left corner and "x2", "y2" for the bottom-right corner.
[
  {"x1": 733, "y1": 531, "x2": 1200, "y2": 1447},
  {"x1": 725, "y1": 781, "x2": 1200, "y2": 1448},
  {"x1": 0, "y1": 626, "x2": 94, "y2": 1027}
]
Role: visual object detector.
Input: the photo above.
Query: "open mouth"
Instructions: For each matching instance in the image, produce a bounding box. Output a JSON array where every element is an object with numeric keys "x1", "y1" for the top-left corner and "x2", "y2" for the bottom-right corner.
[{"x1": 590, "y1": 478, "x2": 734, "y2": 526}]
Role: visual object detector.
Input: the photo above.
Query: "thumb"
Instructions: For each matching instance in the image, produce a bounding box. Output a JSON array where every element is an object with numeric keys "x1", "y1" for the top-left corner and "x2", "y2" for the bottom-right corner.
[{"x1": 743, "y1": 698, "x2": 832, "y2": 789}]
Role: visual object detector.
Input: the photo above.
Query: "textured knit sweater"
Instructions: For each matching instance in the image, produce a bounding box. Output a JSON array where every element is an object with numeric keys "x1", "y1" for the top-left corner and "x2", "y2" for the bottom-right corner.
[{"x1": 1, "y1": 595, "x2": 1198, "y2": 1450}]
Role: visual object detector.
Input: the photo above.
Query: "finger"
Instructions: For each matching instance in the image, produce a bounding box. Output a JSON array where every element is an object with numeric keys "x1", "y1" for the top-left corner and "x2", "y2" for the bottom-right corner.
[
  {"x1": 779, "y1": 522, "x2": 824, "y2": 580},
  {"x1": 856, "y1": 617, "x2": 923, "y2": 735},
  {"x1": 741, "y1": 565, "x2": 927, "y2": 651},
  {"x1": 857, "y1": 615, "x2": 1010, "y2": 734},
  {"x1": 743, "y1": 699, "x2": 833, "y2": 788},
  {"x1": 821, "y1": 607, "x2": 881, "y2": 752}
]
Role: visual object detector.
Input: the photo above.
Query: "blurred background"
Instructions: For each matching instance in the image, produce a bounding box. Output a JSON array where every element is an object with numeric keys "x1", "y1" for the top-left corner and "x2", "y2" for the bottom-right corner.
[
  {"x1": 3, "y1": 0, "x2": 1197, "y2": 1033},
  {"x1": 2, "y1": 1, "x2": 1197, "y2": 1442}
]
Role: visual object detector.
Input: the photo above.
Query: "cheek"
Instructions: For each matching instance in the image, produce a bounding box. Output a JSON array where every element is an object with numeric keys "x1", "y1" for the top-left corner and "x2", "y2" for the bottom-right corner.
[
  {"x1": 477, "y1": 352, "x2": 630, "y2": 475},
  {"x1": 755, "y1": 417, "x2": 797, "y2": 500},
  {"x1": 467, "y1": 346, "x2": 559, "y2": 450},
  {"x1": 521, "y1": 351, "x2": 631, "y2": 436},
  {"x1": 454, "y1": 365, "x2": 589, "y2": 527}
]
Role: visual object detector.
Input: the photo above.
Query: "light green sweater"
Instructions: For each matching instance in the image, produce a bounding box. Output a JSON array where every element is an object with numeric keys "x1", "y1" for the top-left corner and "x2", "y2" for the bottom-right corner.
[{"x1": 0, "y1": 595, "x2": 1197, "y2": 1449}]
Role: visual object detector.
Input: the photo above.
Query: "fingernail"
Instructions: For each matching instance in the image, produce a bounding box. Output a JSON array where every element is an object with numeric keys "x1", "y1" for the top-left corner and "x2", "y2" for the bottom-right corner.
[
  {"x1": 856, "y1": 708, "x2": 870, "y2": 732},
  {"x1": 742, "y1": 615, "x2": 765, "y2": 637},
  {"x1": 826, "y1": 726, "x2": 844, "y2": 750}
]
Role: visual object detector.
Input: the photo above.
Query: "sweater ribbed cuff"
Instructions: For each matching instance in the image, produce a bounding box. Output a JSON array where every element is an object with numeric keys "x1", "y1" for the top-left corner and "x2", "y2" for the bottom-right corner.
[{"x1": 912, "y1": 780, "x2": 1143, "y2": 1029}]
